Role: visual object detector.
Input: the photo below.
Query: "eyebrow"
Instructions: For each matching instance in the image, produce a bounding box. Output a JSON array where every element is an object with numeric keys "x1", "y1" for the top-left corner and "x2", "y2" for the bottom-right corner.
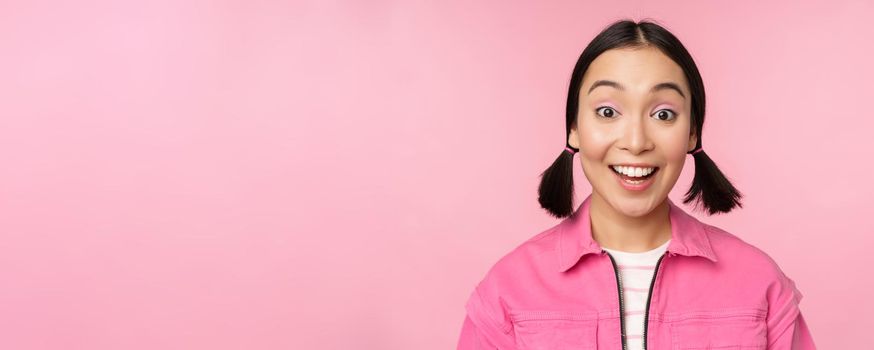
[{"x1": 587, "y1": 79, "x2": 686, "y2": 99}]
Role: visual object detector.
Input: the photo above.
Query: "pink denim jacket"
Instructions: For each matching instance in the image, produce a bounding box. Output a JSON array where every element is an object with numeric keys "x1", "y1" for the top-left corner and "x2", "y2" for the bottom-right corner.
[{"x1": 458, "y1": 194, "x2": 816, "y2": 349}]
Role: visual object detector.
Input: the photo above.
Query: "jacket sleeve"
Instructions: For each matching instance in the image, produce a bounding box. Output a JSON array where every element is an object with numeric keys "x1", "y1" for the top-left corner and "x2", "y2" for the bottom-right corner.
[
  {"x1": 457, "y1": 283, "x2": 516, "y2": 349},
  {"x1": 768, "y1": 311, "x2": 817, "y2": 349},
  {"x1": 457, "y1": 314, "x2": 499, "y2": 349},
  {"x1": 766, "y1": 273, "x2": 817, "y2": 349}
]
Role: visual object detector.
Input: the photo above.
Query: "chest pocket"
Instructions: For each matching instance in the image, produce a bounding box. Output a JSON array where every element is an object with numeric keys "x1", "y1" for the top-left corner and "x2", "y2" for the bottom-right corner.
[
  {"x1": 669, "y1": 307, "x2": 767, "y2": 350},
  {"x1": 510, "y1": 311, "x2": 599, "y2": 350}
]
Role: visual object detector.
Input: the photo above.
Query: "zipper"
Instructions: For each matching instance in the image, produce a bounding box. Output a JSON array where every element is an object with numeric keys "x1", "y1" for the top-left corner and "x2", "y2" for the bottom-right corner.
[
  {"x1": 642, "y1": 252, "x2": 667, "y2": 350},
  {"x1": 604, "y1": 251, "x2": 627, "y2": 350}
]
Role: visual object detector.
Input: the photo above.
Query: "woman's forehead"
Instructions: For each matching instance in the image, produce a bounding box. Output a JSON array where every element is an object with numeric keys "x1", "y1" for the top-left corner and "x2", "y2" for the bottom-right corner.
[{"x1": 583, "y1": 47, "x2": 688, "y2": 94}]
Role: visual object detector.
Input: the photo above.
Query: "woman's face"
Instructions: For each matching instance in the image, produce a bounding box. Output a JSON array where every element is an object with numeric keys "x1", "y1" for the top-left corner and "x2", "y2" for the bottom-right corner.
[{"x1": 568, "y1": 46, "x2": 698, "y2": 218}]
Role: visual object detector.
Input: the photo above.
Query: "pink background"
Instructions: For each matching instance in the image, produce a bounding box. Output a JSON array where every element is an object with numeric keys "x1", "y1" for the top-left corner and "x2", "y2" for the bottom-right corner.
[{"x1": 1, "y1": 0, "x2": 870, "y2": 349}]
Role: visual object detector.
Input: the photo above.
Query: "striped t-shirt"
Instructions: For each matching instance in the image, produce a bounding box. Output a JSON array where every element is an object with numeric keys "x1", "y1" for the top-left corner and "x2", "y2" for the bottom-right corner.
[{"x1": 602, "y1": 239, "x2": 671, "y2": 350}]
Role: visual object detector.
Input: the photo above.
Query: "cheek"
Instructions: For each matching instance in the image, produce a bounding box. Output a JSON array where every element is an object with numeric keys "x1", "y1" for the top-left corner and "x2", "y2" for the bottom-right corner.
[
  {"x1": 661, "y1": 135, "x2": 689, "y2": 159},
  {"x1": 657, "y1": 134, "x2": 691, "y2": 181},
  {"x1": 576, "y1": 136, "x2": 611, "y2": 181},
  {"x1": 578, "y1": 135, "x2": 610, "y2": 170},
  {"x1": 663, "y1": 127, "x2": 693, "y2": 160},
  {"x1": 577, "y1": 123, "x2": 612, "y2": 157}
]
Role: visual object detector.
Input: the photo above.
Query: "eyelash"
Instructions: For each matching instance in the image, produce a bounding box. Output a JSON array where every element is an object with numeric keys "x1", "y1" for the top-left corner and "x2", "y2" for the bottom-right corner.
[{"x1": 595, "y1": 106, "x2": 678, "y2": 121}]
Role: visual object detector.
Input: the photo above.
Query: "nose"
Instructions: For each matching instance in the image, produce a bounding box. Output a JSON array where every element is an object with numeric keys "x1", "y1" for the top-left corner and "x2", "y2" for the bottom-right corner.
[{"x1": 618, "y1": 114, "x2": 654, "y2": 154}]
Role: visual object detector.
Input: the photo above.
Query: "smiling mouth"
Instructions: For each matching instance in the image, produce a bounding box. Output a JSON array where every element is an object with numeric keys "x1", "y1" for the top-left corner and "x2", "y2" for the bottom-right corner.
[{"x1": 609, "y1": 166, "x2": 660, "y2": 180}]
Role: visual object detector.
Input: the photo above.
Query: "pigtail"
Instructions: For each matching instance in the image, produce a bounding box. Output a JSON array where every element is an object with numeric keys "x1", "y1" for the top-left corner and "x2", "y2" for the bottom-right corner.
[
  {"x1": 537, "y1": 146, "x2": 578, "y2": 219},
  {"x1": 683, "y1": 149, "x2": 744, "y2": 215}
]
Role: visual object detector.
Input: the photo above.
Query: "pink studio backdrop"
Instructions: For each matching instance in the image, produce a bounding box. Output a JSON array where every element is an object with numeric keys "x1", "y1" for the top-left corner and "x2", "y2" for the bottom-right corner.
[{"x1": 1, "y1": 0, "x2": 871, "y2": 349}]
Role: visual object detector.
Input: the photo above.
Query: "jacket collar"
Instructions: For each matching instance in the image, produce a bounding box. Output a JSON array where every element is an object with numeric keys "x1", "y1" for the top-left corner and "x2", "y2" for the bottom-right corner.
[{"x1": 557, "y1": 194, "x2": 717, "y2": 272}]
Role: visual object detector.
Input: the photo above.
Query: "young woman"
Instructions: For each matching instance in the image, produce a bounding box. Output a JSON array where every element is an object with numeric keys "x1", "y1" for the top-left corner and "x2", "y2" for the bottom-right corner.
[{"x1": 457, "y1": 19, "x2": 816, "y2": 350}]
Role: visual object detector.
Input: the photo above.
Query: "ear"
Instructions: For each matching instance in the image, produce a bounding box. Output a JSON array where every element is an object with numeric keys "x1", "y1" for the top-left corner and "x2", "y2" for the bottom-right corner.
[
  {"x1": 567, "y1": 122, "x2": 580, "y2": 149},
  {"x1": 687, "y1": 127, "x2": 698, "y2": 152}
]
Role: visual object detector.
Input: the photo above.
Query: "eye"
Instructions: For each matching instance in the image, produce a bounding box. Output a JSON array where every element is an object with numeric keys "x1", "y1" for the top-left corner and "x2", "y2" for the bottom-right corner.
[
  {"x1": 595, "y1": 106, "x2": 618, "y2": 118},
  {"x1": 652, "y1": 109, "x2": 677, "y2": 121}
]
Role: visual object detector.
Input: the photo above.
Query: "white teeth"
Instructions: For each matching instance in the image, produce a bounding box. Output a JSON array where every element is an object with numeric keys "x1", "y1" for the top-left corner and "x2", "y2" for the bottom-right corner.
[{"x1": 611, "y1": 165, "x2": 656, "y2": 177}]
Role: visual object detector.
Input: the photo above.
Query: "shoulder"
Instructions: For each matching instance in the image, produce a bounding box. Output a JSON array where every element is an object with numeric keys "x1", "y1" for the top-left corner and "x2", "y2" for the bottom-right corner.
[
  {"x1": 475, "y1": 221, "x2": 563, "y2": 285},
  {"x1": 467, "y1": 218, "x2": 569, "y2": 299},
  {"x1": 701, "y1": 223, "x2": 805, "y2": 337},
  {"x1": 703, "y1": 223, "x2": 789, "y2": 277},
  {"x1": 462, "y1": 223, "x2": 563, "y2": 342},
  {"x1": 701, "y1": 223, "x2": 801, "y2": 300}
]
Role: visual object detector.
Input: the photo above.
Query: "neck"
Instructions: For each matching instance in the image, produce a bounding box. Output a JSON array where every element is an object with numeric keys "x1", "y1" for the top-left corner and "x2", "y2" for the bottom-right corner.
[{"x1": 589, "y1": 192, "x2": 671, "y2": 253}]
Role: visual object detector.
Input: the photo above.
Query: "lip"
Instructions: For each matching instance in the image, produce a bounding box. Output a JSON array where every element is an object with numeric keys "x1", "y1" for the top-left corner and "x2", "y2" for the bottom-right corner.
[
  {"x1": 610, "y1": 165, "x2": 658, "y2": 191},
  {"x1": 610, "y1": 163, "x2": 659, "y2": 168}
]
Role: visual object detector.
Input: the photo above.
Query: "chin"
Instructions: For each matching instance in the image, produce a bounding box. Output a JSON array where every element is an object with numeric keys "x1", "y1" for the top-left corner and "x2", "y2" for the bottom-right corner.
[
  {"x1": 608, "y1": 194, "x2": 661, "y2": 218},
  {"x1": 616, "y1": 204, "x2": 655, "y2": 218}
]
